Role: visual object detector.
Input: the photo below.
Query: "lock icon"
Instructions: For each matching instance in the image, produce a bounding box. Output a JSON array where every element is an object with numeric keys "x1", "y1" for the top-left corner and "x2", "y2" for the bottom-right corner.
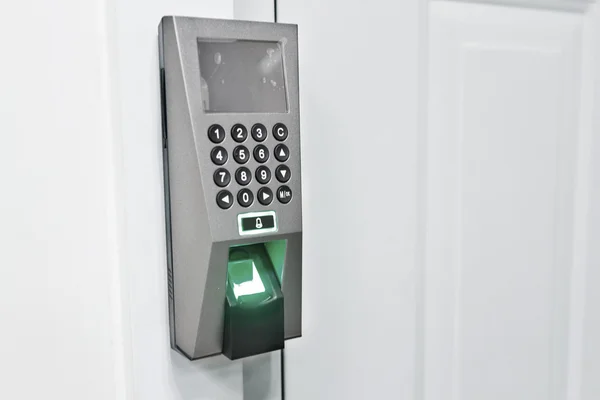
[{"x1": 255, "y1": 218, "x2": 263, "y2": 229}]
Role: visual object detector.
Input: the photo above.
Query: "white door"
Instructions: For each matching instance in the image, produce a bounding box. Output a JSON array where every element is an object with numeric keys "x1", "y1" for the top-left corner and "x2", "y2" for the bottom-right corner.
[{"x1": 279, "y1": 0, "x2": 600, "y2": 399}]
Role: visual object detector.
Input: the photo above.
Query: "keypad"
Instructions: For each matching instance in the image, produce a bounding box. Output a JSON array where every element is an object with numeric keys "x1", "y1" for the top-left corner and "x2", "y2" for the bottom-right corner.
[{"x1": 209, "y1": 123, "x2": 293, "y2": 208}]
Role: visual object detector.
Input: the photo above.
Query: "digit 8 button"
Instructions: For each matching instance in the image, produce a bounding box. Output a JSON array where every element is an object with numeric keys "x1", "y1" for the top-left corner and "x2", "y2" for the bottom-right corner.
[
  {"x1": 272, "y1": 123, "x2": 288, "y2": 141},
  {"x1": 251, "y1": 123, "x2": 267, "y2": 142},
  {"x1": 253, "y1": 145, "x2": 269, "y2": 163},
  {"x1": 233, "y1": 145, "x2": 250, "y2": 164},
  {"x1": 235, "y1": 167, "x2": 252, "y2": 186},
  {"x1": 237, "y1": 189, "x2": 254, "y2": 207}
]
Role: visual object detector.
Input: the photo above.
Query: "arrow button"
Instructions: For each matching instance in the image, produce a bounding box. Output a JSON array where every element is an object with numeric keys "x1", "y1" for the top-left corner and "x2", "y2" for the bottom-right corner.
[
  {"x1": 274, "y1": 144, "x2": 289, "y2": 162},
  {"x1": 216, "y1": 190, "x2": 233, "y2": 209},
  {"x1": 275, "y1": 165, "x2": 291, "y2": 183},
  {"x1": 258, "y1": 187, "x2": 274, "y2": 206}
]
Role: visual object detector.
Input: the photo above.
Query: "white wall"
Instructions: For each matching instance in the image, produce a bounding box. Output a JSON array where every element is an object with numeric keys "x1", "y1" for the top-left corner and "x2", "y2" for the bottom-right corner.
[{"x1": 0, "y1": 0, "x2": 126, "y2": 399}]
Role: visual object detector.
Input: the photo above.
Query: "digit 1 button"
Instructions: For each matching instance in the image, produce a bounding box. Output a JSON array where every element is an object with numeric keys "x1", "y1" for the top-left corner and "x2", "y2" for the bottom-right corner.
[
  {"x1": 231, "y1": 124, "x2": 248, "y2": 143},
  {"x1": 237, "y1": 189, "x2": 254, "y2": 207},
  {"x1": 213, "y1": 168, "x2": 231, "y2": 187},
  {"x1": 255, "y1": 166, "x2": 271, "y2": 184},
  {"x1": 211, "y1": 146, "x2": 228, "y2": 165},
  {"x1": 235, "y1": 167, "x2": 252, "y2": 186},
  {"x1": 274, "y1": 144, "x2": 289, "y2": 162},
  {"x1": 277, "y1": 185, "x2": 292, "y2": 204},
  {"x1": 254, "y1": 145, "x2": 269, "y2": 163},
  {"x1": 258, "y1": 187, "x2": 274, "y2": 206},
  {"x1": 217, "y1": 190, "x2": 233, "y2": 209},
  {"x1": 208, "y1": 124, "x2": 225, "y2": 144},
  {"x1": 272, "y1": 123, "x2": 288, "y2": 141},
  {"x1": 233, "y1": 145, "x2": 249, "y2": 164},
  {"x1": 251, "y1": 123, "x2": 267, "y2": 142},
  {"x1": 275, "y1": 165, "x2": 291, "y2": 183}
]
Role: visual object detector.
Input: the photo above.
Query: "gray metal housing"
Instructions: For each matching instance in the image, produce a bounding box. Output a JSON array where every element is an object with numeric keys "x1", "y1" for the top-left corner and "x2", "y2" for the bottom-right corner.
[{"x1": 158, "y1": 16, "x2": 302, "y2": 360}]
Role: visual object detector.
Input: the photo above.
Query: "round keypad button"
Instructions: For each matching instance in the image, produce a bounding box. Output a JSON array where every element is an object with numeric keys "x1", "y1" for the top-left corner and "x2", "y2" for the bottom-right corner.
[
  {"x1": 208, "y1": 124, "x2": 225, "y2": 144},
  {"x1": 237, "y1": 189, "x2": 254, "y2": 207},
  {"x1": 213, "y1": 168, "x2": 231, "y2": 187},
  {"x1": 251, "y1": 123, "x2": 267, "y2": 142},
  {"x1": 231, "y1": 124, "x2": 248, "y2": 143},
  {"x1": 255, "y1": 166, "x2": 271, "y2": 184},
  {"x1": 277, "y1": 185, "x2": 292, "y2": 204},
  {"x1": 254, "y1": 145, "x2": 269, "y2": 163},
  {"x1": 235, "y1": 167, "x2": 252, "y2": 186},
  {"x1": 275, "y1": 165, "x2": 291, "y2": 183},
  {"x1": 274, "y1": 144, "x2": 289, "y2": 162},
  {"x1": 233, "y1": 145, "x2": 250, "y2": 164},
  {"x1": 216, "y1": 190, "x2": 233, "y2": 209},
  {"x1": 211, "y1": 146, "x2": 228, "y2": 165},
  {"x1": 273, "y1": 123, "x2": 288, "y2": 141},
  {"x1": 258, "y1": 187, "x2": 274, "y2": 206}
]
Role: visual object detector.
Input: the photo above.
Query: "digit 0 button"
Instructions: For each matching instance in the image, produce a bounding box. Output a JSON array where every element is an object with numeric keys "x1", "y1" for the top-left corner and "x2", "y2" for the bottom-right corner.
[
  {"x1": 211, "y1": 146, "x2": 228, "y2": 165},
  {"x1": 208, "y1": 124, "x2": 225, "y2": 143},
  {"x1": 272, "y1": 123, "x2": 288, "y2": 141},
  {"x1": 274, "y1": 144, "x2": 289, "y2": 162},
  {"x1": 251, "y1": 123, "x2": 267, "y2": 142},
  {"x1": 237, "y1": 188, "x2": 254, "y2": 207}
]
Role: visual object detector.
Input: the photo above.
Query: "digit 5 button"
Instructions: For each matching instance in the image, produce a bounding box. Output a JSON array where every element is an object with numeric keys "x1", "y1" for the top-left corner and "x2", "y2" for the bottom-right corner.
[
  {"x1": 275, "y1": 165, "x2": 291, "y2": 183},
  {"x1": 272, "y1": 123, "x2": 288, "y2": 141},
  {"x1": 277, "y1": 185, "x2": 292, "y2": 204},
  {"x1": 233, "y1": 145, "x2": 250, "y2": 164},
  {"x1": 211, "y1": 146, "x2": 228, "y2": 165},
  {"x1": 274, "y1": 144, "x2": 289, "y2": 162}
]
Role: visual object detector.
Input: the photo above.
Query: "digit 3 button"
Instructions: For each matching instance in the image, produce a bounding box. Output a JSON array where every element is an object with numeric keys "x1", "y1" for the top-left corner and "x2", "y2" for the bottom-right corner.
[
  {"x1": 274, "y1": 144, "x2": 289, "y2": 162},
  {"x1": 272, "y1": 123, "x2": 288, "y2": 141},
  {"x1": 257, "y1": 187, "x2": 274, "y2": 206},
  {"x1": 210, "y1": 146, "x2": 228, "y2": 165},
  {"x1": 216, "y1": 190, "x2": 233, "y2": 209},
  {"x1": 277, "y1": 185, "x2": 292, "y2": 204},
  {"x1": 251, "y1": 123, "x2": 267, "y2": 142},
  {"x1": 275, "y1": 165, "x2": 291, "y2": 183},
  {"x1": 237, "y1": 188, "x2": 254, "y2": 207}
]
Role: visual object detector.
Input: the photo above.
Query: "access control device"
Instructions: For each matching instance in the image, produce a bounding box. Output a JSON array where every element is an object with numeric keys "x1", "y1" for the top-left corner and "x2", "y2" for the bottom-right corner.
[{"x1": 158, "y1": 16, "x2": 302, "y2": 360}]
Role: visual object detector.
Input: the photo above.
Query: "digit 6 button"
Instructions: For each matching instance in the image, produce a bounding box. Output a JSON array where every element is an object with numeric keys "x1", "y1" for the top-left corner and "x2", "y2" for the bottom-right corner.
[
  {"x1": 272, "y1": 123, "x2": 288, "y2": 141},
  {"x1": 254, "y1": 145, "x2": 269, "y2": 163},
  {"x1": 237, "y1": 189, "x2": 254, "y2": 207},
  {"x1": 251, "y1": 123, "x2": 267, "y2": 142},
  {"x1": 274, "y1": 144, "x2": 289, "y2": 162},
  {"x1": 233, "y1": 145, "x2": 250, "y2": 164},
  {"x1": 211, "y1": 146, "x2": 228, "y2": 165}
]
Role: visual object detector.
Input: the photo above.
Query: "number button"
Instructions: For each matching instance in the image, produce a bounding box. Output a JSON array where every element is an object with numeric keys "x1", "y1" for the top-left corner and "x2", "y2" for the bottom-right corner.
[
  {"x1": 255, "y1": 166, "x2": 271, "y2": 184},
  {"x1": 213, "y1": 168, "x2": 231, "y2": 187},
  {"x1": 277, "y1": 185, "x2": 292, "y2": 204},
  {"x1": 251, "y1": 123, "x2": 267, "y2": 142},
  {"x1": 274, "y1": 144, "x2": 289, "y2": 162},
  {"x1": 211, "y1": 146, "x2": 228, "y2": 165},
  {"x1": 208, "y1": 124, "x2": 225, "y2": 144},
  {"x1": 216, "y1": 190, "x2": 233, "y2": 209},
  {"x1": 275, "y1": 165, "x2": 291, "y2": 183},
  {"x1": 233, "y1": 145, "x2": 249, "y2": 164},
  {"x1": 254, "y1": 145, "x2": 269, "y2": 163},
  {"x1": 273, "y1": 123, "x2": 288, "y2": 141},
  {"x1": 231, "y1": 124, "x2": 248, "y2": 143},
  {"x1": 258, "y1": 187, "x2": 274, "y2": 206},
  {"x1": 235, "y1": 167, "x2": 252, "y2": 186},
  {"x1": 237, "y1": 189, "x2": 254, "y2": 207}
]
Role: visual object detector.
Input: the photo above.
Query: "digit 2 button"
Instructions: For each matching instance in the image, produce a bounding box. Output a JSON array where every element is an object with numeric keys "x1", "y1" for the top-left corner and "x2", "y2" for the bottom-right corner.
[
  {"x1": 251, "y1": 123, "x2": 267, "y2": 142},
  {"x1": 231, "y1": 124, "x2": 247, "y2": 143}
]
